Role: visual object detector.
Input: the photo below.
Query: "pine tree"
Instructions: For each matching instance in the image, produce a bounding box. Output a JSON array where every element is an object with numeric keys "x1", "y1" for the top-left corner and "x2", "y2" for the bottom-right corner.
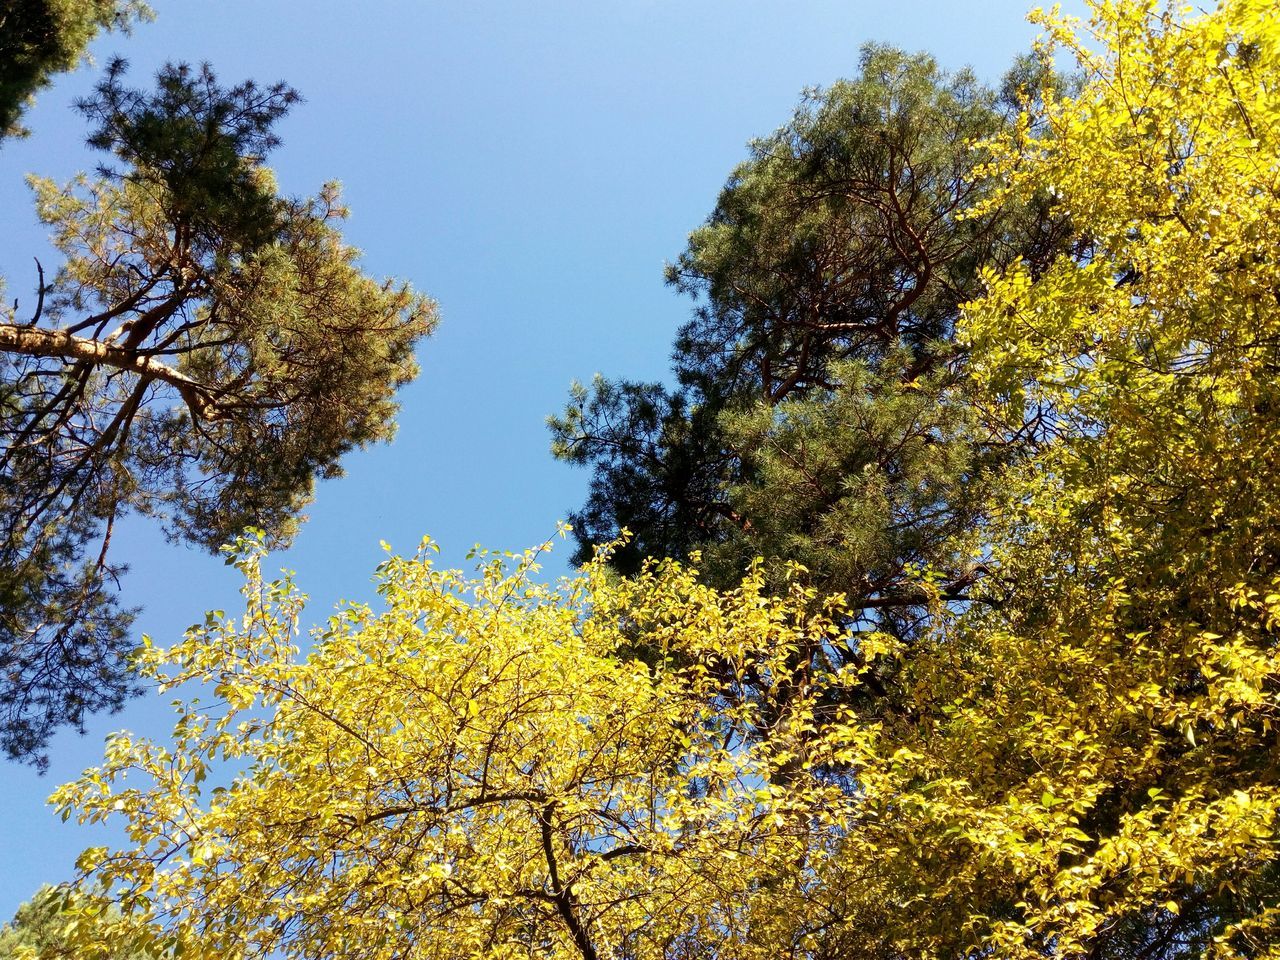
[
  {"x1": 0, "y1": 62, "x2": 436, "y2": 767},
  {"x1": 0, "y1": 0, "x2": 151, "y2": 141}
]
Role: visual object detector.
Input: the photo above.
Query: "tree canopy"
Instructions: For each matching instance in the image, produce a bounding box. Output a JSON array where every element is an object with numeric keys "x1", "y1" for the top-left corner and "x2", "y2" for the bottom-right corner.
[
  {"x1": 0, "y1": 885, "x2": 164, "y2": 959},
  {"x1": 550, "y1": 43, "x2": 1074, "y2": 631},
  {"x1": 47, "y1": 0, "x2": 1280, "y2": 957},
  {"x1": 0, "y1": 0, "x2": 151, "y2": 141},
  {"x1": 22, "y1": 0, "x2": 1280, "y2": 957},
  {"x1": 550, "y1": 44, "x2": 1078, "y2": 736},
  {"x1": 51, "y1": 533, "x2": 861, "y2": 960},
  {"x1": 0, "y1": 61, "x2": 437, "y2": 767}
]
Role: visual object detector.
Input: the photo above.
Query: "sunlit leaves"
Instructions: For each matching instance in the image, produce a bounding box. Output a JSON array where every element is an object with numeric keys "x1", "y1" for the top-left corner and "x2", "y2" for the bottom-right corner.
[
  {"x1": 53, "y1": 535, "x2": 869, "y2": 960},
  {"x1": 46, "y1": 2, "x2": 1280, "y2": 958}
]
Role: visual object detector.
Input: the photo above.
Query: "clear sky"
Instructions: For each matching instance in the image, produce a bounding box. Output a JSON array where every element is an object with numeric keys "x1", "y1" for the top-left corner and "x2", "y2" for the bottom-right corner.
[{"x1": 0, "y1": 0, "x2": 1071, "y2": 916}]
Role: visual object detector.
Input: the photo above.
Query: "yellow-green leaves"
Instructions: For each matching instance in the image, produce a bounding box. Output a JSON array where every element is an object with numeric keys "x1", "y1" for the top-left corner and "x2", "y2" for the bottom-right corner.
[
  {"x1": 55, "y1": 537, "x2": 864, "y2": 960},
  {"x1": 937, "y1": 0, "x2": 1280, "y2": 955}
]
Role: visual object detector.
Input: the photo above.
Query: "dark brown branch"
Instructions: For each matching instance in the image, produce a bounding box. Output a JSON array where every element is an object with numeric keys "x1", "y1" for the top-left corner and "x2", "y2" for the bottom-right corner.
[
  {"x1": 856, "y1": 565, "x2": 995, "y2": 610},
  {"x1": 348, "y1": 790, "x2": 549, "y2": 829},
  {"x1": 597, "y1": 843, "x2": 649, "y2": 862},
  {"x1": 539, "y1": 801, "x2": 599, "y2": 960},
  {"x1": 23, "y1": 259, "x2": 47, "y2": 327},
  {"x1": 63, "y1": 260, "x2": 174, "y2": 336}
]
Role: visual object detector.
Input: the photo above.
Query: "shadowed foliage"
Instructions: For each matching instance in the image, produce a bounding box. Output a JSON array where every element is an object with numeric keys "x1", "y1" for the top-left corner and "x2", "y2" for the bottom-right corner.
[
  {"x1": 0, "y1": 62, "x2": 436, "y2": 767},
  {"x1": 0, "y1": 0, "x2": 151, "y2": 141},
  {"x1": 550, "y1": 46, "x2": 1077, "y2": 708}
]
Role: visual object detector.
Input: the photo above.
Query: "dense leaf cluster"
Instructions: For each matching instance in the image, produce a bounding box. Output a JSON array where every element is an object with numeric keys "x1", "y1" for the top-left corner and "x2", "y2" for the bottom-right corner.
[{"x1": 0, "y1": 885, "x2": 162, "y2": 959}]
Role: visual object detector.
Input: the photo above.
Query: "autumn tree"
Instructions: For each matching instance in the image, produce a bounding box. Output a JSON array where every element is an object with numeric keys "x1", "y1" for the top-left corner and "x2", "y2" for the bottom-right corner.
[
  {"x1": 557, "y1": 1, "x2": 1280, "y2": 955},
  {"x1": 781, "y1": 0, "x2": 1280, "y2": 955},
  {"x1": 0, "y1": 61, "x2": 437, "y2": 767},
  {"x1": 51, "y1": 533, "x2": 862, "y2": 960},
  {"x1": 47, "y1": 1, "x2": 1280, "y2": 957},
  {"x1": 0, "y1": 0, "x2": 151, "y2": 141},
  {"x1": 0, "y1": 885, "x2": 167, "y2": 959}
]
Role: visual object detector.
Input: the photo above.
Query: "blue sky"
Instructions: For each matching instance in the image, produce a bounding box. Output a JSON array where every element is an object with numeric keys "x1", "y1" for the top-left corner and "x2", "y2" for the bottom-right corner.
[{"x1": 0, "y1": 0, "x2": 1067, "y2": 915}]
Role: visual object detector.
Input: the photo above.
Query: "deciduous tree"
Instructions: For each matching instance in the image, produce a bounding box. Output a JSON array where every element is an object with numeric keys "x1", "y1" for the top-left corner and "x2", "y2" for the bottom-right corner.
[
  {"x1": 51, "y1": 2, "x2": 1280, "y2": 957},
  {"x1": 52, "y1": 533, "x2": 860, "y2": 960},
  {"x1": 802, "y1": 0, "x2": 1280, "y2": 954},
  {"x1": 0, "y1": 885, "x2": 166, "y2": 959}
]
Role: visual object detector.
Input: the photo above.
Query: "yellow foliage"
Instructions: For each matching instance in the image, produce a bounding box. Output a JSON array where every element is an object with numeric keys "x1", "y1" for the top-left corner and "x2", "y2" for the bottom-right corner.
[
  {"x1": 909, "y1": 0, "x2": 1280, "y2": 954},
  {"x1": 51, "y1": 1, "x2": 1280, "y2": 957},
  {"x1": 52, "y1": 534, "x2": 867, "y2": 960}
]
